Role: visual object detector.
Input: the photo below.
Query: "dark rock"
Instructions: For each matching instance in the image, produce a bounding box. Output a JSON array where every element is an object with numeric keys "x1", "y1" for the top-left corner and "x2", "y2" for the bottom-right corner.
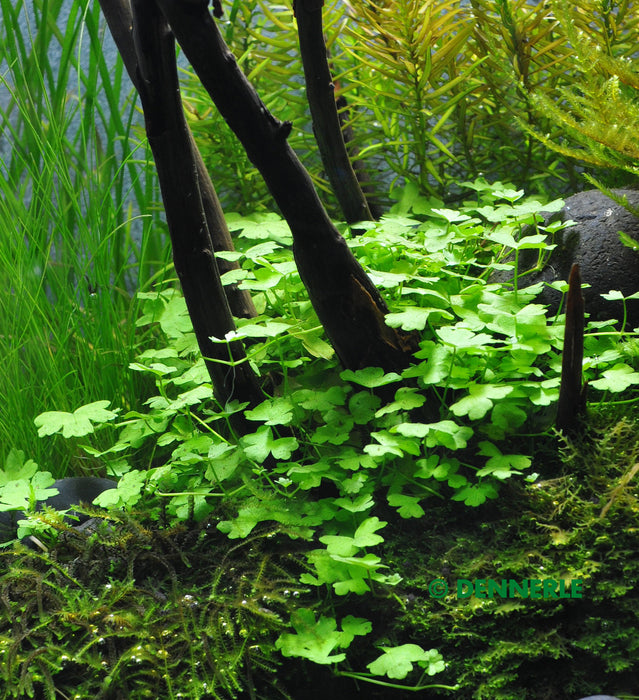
[
  {"x1": 40, "y1": 477, "x2": 117, "y2": 518},
  {"x1": 491, "y1": 189, "x2": 639, "y2": 328},
  {"x1": 0, "y1": 476, "x2": 117, "y2": 542}
]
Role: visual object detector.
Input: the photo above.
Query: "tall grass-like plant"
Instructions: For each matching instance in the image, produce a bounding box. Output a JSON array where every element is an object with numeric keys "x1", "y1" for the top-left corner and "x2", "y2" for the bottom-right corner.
[
  {"x1": 471, "y1": 0, "x2": 639, "y2": 192},
  {"x1": 0, "y1": 0, "x2": 169, "y2": 474}
]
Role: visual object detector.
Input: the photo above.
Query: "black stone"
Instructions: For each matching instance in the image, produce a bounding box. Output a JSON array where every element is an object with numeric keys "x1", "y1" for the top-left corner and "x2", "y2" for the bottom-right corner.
[
  {"x1": 0, "y1": 476, "x2": 117, "y2": 542},
  {"x1": 491, "y1": 189, "x2": 639, "y2": 328}
]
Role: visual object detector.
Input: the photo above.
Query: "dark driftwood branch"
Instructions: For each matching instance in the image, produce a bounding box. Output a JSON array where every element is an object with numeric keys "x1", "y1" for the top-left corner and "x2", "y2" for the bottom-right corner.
[
  {"x1": 98, "y1": 0, "x2": 256, "y2": 320},
  {"x1": 294, "y1": 0, "x2": 373, "y2": 224},
  {"x1": 128, "y1": 0, "x2": 262, "y2": 408},
  {"x1": 335, "y1": 93, "x2": 383, "y2": 221},
  {"x1": 155, "y1": 0, "x2": 418, "y2": 371},
  {"x1": 98, "y1": 0, "x2": 137, "y2": 79},
  {"x1": 556, "y1": 263, "x2": 587, "y2": 434}
]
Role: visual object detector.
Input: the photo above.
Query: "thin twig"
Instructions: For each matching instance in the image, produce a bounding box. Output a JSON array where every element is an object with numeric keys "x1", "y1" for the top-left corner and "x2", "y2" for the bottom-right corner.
[{"x1": 599, "y1": 462, "x2": 639, "y2": 519}]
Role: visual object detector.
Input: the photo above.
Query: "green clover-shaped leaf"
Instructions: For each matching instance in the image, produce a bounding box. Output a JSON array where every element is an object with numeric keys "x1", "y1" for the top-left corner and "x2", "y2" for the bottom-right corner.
[
  {"x1": 591, "y1": 363, "x2": 639, "y2": 392},
  {"x1": 35, "y1": 401, "x2": 119, "y2": 438},
  {"x1": 368, "y1": 644, "x2": 441, "y2": 680}
]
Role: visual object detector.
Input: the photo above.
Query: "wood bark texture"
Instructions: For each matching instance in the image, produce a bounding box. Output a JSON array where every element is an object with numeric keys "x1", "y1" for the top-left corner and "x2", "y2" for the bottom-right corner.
[
  {"x1": 155, "y1": 0, "x2": 419, "y2": 371},
  {"x1": 294, "y1": 0, "x2": 373, "y2": 224},
  {"x1": 556, "y1": 263, "x2": 587, "y2": 434},
  {"x1": 98, "y1": 0, "x2": 256, "y2": 320},
  {"x1": 128, "y1": 0, "x2": 263, "y2": 409}
]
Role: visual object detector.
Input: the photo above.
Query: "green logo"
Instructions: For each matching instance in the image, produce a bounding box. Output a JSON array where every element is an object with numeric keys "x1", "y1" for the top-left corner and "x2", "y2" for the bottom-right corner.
[{"x1": 427, "y1": 578, "x2": 583, "y2": 599}]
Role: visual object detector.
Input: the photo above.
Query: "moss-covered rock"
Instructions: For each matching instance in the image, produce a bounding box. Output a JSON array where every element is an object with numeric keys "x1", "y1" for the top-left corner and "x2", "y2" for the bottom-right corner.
[{"x1": 375, "y1": 412, "x2": 639, "y2": 699}]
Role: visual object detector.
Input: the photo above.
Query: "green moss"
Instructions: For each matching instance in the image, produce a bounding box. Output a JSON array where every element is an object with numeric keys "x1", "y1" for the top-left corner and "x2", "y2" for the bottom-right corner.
[
  {"x1": 375, "y1": 410, "x2": 639, "y2": 699},
  {"x1": 0, "y1": 516, "x2": 303, "y2": 699},
  {"x1": 3, "y1": 415, "x2": 639, "y2": 699}
]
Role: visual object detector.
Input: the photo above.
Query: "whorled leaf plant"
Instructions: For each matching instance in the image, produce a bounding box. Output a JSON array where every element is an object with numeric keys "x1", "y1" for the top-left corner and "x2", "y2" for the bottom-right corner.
[
  {"x1": 522, "y1": 0, "x2": 639, "y2": 184},
  {"x1": 340, "y1": 0, "x2": 482, "y2": 194}
]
